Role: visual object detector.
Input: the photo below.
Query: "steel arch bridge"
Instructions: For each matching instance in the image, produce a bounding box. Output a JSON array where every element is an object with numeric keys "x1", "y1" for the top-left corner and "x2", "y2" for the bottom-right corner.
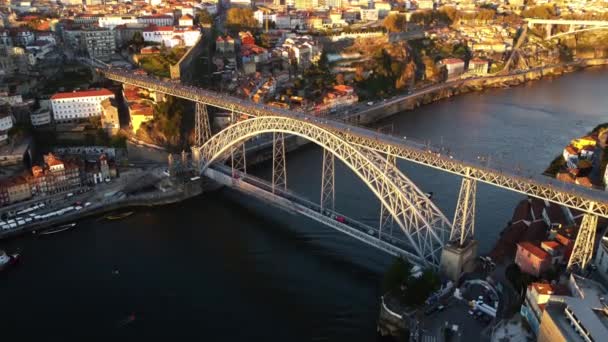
[{"x1": 193, "y1": 115, "x2": 452, "y2": 267}]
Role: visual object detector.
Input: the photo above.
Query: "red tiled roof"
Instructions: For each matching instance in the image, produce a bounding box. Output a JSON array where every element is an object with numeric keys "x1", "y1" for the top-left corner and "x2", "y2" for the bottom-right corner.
[
  {"x1": 51, "y1": 89, "x2": 113, "y2": 100},
  {"x1": 541, "y1": 241, "x2": 561, "y2": 250},
  {"x1": 518, "y1": 241, "x2": 550, "y2": 260}
]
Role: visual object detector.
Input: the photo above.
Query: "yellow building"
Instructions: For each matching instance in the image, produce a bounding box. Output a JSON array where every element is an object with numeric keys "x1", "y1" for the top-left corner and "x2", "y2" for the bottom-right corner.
[
  {"x1": 129, "y1": 103, "x2": 154, "y2": 134},
  {"x1": 570, "y1": 136, "x2": 596, "y2": 150}
]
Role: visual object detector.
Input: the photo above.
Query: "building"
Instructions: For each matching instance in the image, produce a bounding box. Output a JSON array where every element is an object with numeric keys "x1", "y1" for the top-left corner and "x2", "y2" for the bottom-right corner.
[
  {"x1": 142, "y1": 26, "x2": 201, "y2": 48},
  {"x1": 29, "y1": 108, "x2": 51, "y2": 126},
  {"x1": 316, "y1": 85, "x2": 358, "y2": 112},
  {"x1": 515, "y1": 241, "x2": 552, "y2": 277},
  {"x1": 439, "y1": 58, "x2": 465, "y2": 78},
  {"x1": 537, "y1": 275, "x2": 608, "y2": 342},
  {"x1": 0, "y1": 176, "x2": 31, "y2": 205},
  {"x1": 137, "y1": 15, "x2": 174, "y2": 27},
  {"x1": 594, "y1": 228, "x2": 608, "y2": 283},
  {"x1": 129, "y1": 103, "x2": 154, "y2": 133},
  {"x1": 83, "y1": 28, "x2": 116, "y2": 61},
  {"x1": 101, "y1": 99, "x2": 119, "y2": 136},
  {"x1": 521, "y1": 282, "x2": 570, "y2": 335},
  {"x1": 468, "y1": 58, "x2": 488, "y2": 75},
  {"x1": 51, "y1": 89, "x2": 115, "y2": 123},
  {"x1": 178, "y1": 15, "x2": 194, "y2": 27},
  {"x1": 0, "y1": 105, "x2": 14, "y2": 145}
]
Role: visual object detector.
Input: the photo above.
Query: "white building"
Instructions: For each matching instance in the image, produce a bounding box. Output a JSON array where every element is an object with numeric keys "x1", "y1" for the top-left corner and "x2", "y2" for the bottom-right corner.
[
  {"x1": 0, "y1": 110, "x2": 14, "y2": 144},
  {"x1": 360, "y1": 9, "x2": 379, "y2": 21},
  {"x1": 439, "y1": 58, "x2": 465, "y2": 78},
  {"x1": 594, "y1": 228, "x2": 608, "y2": 282},
  {"x1": 143, "y1": 26, "x2": 201, "y2": 47},
  {"x1": 51, "y1": 89, "x2": 115, "y2": 123},
  {"x1": 99, "y1": 15, "x2": 138, "y2": 30},
  {"x1": 138, "y1": 15, "x2": 174, "y2": 27},
  {"x1": 178, "y1": 15, "x2": 194, "y2": 27},
  {"x1": 30, "y1": 108, "x2": 51, "y2": 126}
]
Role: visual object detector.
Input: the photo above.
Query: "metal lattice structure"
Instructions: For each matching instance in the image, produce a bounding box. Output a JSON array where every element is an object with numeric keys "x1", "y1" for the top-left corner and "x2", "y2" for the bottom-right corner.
[
  {"x1": 450, "y1": 176, "x2": 477, "y2": 246},
  {"x1": 320, "y1": 149, "x2": 335, "y2": 211},
  {"x1": 379, "y1": 153, "x2": 396, "y2": 240},
  {"x1": 272, "y1": 132, "x2": 287, "y2": 193},
  {"x1": 195, "y1": 102, "x2": 211, "y2": 146},
  {"x1": 102, "y1": 69, "x2": 608, "y2": 219},
  {"x1": 231, "y1": 143, "x2": 246, "y2": 175},
  {"x1": 195, "y1": 116, "x2": 451, "y2": 266},
  {"x1": 567, "y1": 207, "x2": 599, "y2": 271}
]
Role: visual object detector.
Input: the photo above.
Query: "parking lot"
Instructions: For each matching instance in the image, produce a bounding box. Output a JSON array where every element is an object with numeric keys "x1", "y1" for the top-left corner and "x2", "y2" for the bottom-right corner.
[{"x1": 420, "y1": 297, "x2": 494, "y2": 342}]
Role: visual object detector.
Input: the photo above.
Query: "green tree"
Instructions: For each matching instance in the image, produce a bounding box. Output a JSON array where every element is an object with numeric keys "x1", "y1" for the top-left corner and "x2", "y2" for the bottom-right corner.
[
  {"x1": 226, "y1": 8, "x2": 258, "y2": 30},
  {"x1": 197, "y1": 9, "x2": 214, "y2": 26},
  {"x1": 383, "y1": 258, "x2": 412, "y2": 292},
  {"x1": 452, "y1": 43, "x2": 472, "y2": 63},
  {"x1": 131, "y1": 31, "x2": 144, "y2": 48},
  {"x1": 383, "y1": 13, "x2": 407, "y2": 33}
]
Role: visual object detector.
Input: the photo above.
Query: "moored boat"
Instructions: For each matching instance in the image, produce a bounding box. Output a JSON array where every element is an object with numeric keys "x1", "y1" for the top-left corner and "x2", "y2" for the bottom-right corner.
[
  {"x1": 0, "y1": 249, "x2": 19, "y2": 272},
  {"x1": 105, "y1": 211, "x2": 134, "y2": 220},
  {"x1": 38, "y1": 223, "x2": 77, "y2": 236}
]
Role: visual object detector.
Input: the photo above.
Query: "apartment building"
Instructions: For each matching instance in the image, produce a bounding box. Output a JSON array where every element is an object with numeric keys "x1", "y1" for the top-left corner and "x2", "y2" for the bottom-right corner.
[{"x1": 51, "y1": 89, "x2": 115, "y2": 123}]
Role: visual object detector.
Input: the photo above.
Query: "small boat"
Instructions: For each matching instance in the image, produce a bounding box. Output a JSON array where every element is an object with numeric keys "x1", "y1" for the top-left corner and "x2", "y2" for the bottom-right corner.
[
  {"x1": 106, "y1": 211, "x2": 134, "y2": 220},
  {"x1": 0, "y1": 249, "x2": 19, "y2": 272},
  {"x1": 39, "y1": 223, "x2": 77, "y2": 236},
  {"x1": 425, "y1": 192, "x2": 434, "y2": 199}
]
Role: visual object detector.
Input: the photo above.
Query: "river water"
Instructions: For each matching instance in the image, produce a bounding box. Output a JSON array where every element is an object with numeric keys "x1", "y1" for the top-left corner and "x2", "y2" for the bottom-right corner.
[{"x1": 2, "y1": 69, "x2": 607, "y2": 341}]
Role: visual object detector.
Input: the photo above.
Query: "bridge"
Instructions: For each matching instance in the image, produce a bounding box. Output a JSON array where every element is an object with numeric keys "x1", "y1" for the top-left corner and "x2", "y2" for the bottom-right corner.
[
  {"x1": 101, "y1": 68, "x2": 608, "y2": 274},
  {"x1": 524, "y1": 18, "x2": 608, "y2": 40}
]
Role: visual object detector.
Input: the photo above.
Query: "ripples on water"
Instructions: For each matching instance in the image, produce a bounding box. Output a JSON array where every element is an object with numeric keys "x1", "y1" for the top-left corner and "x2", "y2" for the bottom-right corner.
[{"x1": 1, "y1": 68, "x2": 607, "y2": 341}]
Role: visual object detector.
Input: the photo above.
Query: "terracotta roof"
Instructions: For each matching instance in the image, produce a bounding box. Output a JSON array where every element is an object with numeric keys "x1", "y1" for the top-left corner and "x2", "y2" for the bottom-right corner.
[
  {"x1": 441, "y1": 58, "x2": 464, "y2": 65},
  {"x1": 541, "y1": 241, "x2": 561, "y2": 250},
  {"x1": 51, "y1": 89, "x2": 113, "y2": 100},
  {"x1": 530, "y1": 282, "x2": 570, "y2": 296},
  {"x1": 518, "y1": 241, "x2": 550, "y2": 260}
]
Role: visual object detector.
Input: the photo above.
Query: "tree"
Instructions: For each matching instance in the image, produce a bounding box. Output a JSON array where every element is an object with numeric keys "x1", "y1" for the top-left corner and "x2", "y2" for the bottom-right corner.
[
  {"x1": 130, "y1": 31, "x2": 144, "y2": 48},
  {"x1": 383, "y1": 258, "x2": 412, "y2": 292},
  {"x1": 383, "y1": 13, "x2": 407, "y2": 33},
  {"x1": 197, "y1": 9, "x2": 214, "y2": 26},
  {"x1": 226, "y1": 8, "x2": 258, "y2": 30},
  {"x1": 452, "y1": 43, "x2": 472, "y2": 63}
]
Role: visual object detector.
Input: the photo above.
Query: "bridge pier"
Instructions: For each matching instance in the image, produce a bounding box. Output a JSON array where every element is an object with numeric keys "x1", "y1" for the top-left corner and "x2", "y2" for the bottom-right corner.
[
  {"x1": 440, "y1": 176, "x2": 478, "y2": 281},
  {"x1": 320, "y1": 149, "x2": 335, "y2": 211},
  {"x1": 272, "y1": 132, "x2": 287, "y2": 193}
]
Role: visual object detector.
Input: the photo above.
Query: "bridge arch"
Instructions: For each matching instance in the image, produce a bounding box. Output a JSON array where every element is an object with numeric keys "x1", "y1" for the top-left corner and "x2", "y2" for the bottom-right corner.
[{"x1": 194, "y1": 116, "x2": 451, "y2": 266}]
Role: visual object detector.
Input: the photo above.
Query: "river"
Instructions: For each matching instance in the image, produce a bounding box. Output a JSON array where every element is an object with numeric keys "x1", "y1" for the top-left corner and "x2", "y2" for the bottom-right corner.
[{"x1": 1, "y1": 68, "x2": 607, "y2": 341}]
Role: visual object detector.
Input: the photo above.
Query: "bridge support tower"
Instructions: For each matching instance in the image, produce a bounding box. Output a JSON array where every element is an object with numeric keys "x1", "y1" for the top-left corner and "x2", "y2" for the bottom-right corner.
[
  {"x1": 195, "y1": 102, "x2": 212, "y2": 147},
  {"x1": 320, "y1": 149, "x2": 335, "y2": 212},
  {"x1": 440, "y1": 175, "x2": 478, "y2": 281},
  {"x1": 568, "y1": 203, "x2": 598, "y2": 272},
  {"x1": 272, "y1": 132, "x2": 287, "y2": 193}
]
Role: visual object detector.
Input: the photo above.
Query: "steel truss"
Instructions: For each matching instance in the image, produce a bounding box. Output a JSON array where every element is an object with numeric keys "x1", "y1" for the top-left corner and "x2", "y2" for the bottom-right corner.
[
  {"x1": 379, "y1": 153, "x2": 396, "y2": 241},
  {"x1": 320, "y1": 149, "x2": 335, "y2": 212},
  {"x1": 195, "y1": 102, "x2": 211, "y2": 146},
  {"x1": 104, "y1": 70, "x2": 608, "y2": 219},
  {"x1": 450, "y1": 176, "x2": 477, "y2": 246},
  {"x1": 272, "y1": 132, "x2": 287, "y2": 193},
  {"x1": 231, "y1": 143, "x2": 246, "y2": 175},
  {"x1": 567, "y1": 206, "x2": 599, "y2": 271},
  {"x1": 195, "y1": 116, "x2": 451, "y2": 267}
]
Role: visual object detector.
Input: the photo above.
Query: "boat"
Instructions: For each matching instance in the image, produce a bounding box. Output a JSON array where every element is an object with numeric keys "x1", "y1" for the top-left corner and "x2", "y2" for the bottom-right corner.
[
  {"x1": 106, "y1": 211, "x2": 134, "y2": 220},
  {"x1": 425, "y1": 192, "x2": 434, "y2": 199},
  {"x1": 0, "y1": 249, "x2": 19, "y2": 272},
  {"x1": 38, "y1": 223, "x2": 77, "y2": 236}
]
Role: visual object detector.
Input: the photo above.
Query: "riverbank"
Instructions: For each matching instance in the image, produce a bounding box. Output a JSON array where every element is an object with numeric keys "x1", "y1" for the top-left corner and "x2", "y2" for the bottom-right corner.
[
  {"x1": 343, "y1": 58, "x2": 608, "y2": 126},
  {"x1": 0, "y1": 178, "x2": 206, "y2": 240}
]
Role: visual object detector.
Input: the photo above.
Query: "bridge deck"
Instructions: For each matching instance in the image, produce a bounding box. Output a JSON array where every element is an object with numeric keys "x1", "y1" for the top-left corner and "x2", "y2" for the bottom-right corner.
[{"x1": 102, "y1": 69, "x2": 608, "y2": 218}]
